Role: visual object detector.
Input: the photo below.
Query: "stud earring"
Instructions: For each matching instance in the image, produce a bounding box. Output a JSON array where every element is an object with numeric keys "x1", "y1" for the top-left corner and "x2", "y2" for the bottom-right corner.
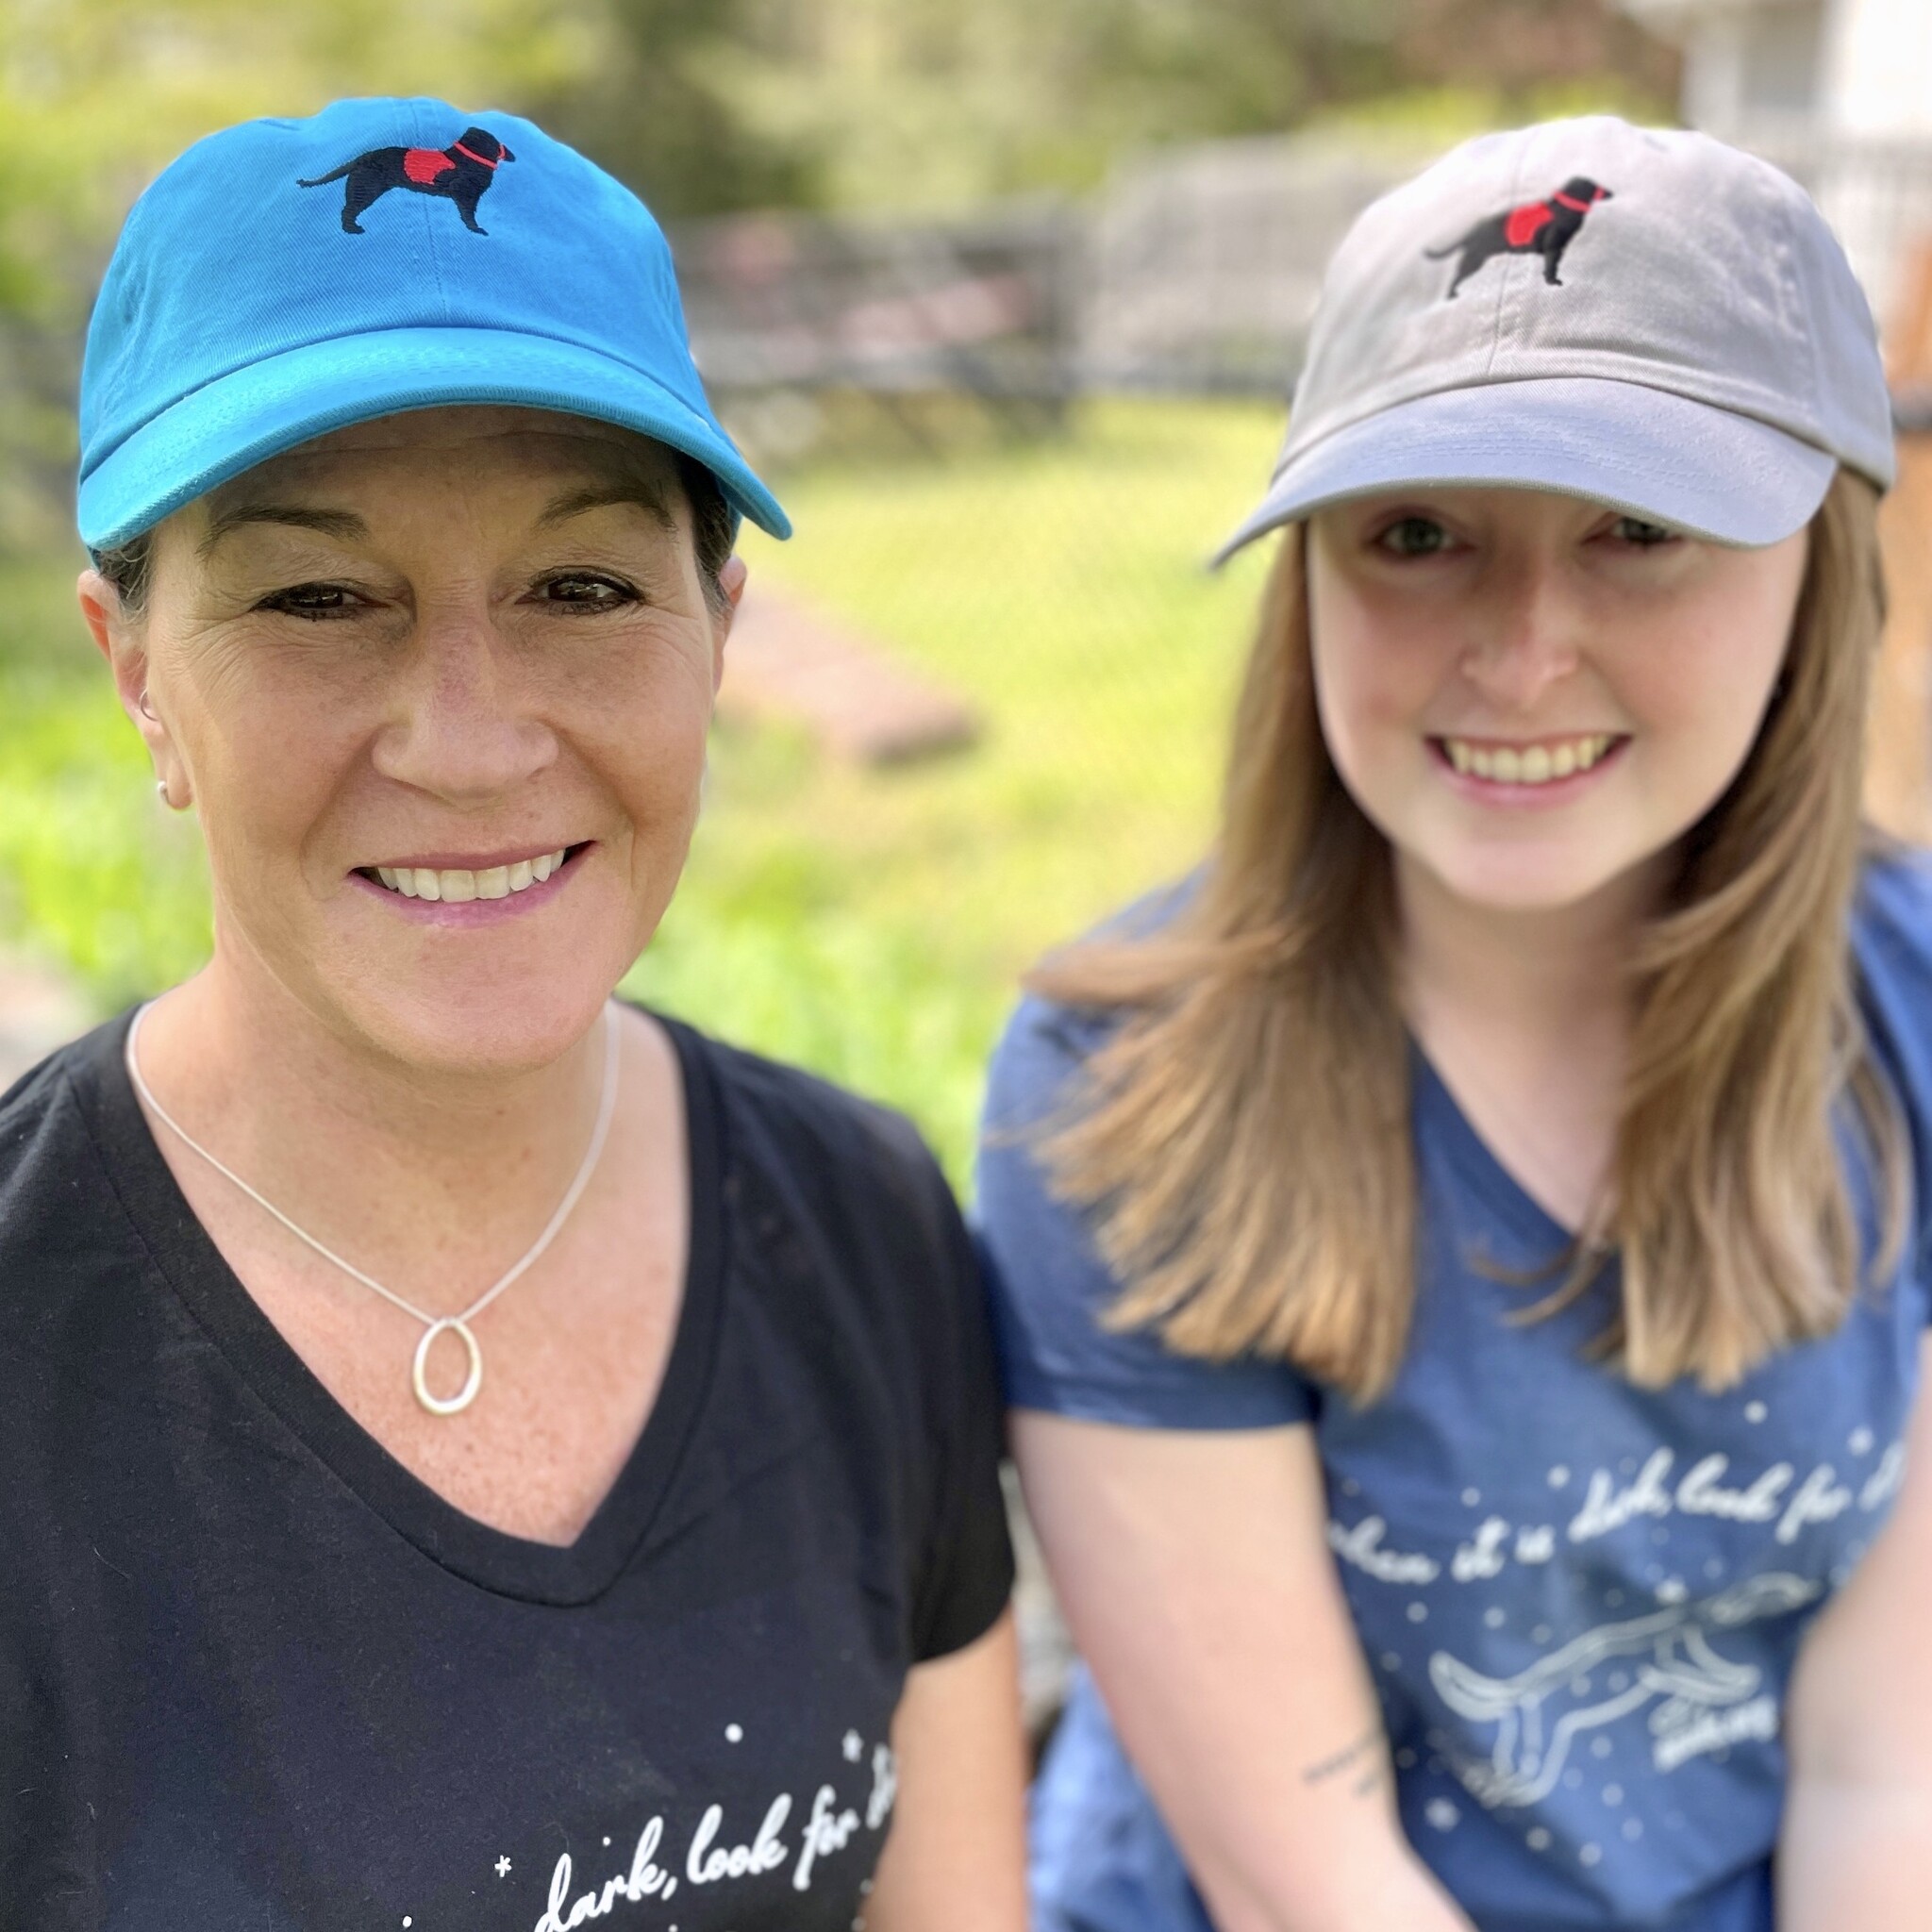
[{"x1": 155, "y1": 777, "x2": 171, "y2": 806}]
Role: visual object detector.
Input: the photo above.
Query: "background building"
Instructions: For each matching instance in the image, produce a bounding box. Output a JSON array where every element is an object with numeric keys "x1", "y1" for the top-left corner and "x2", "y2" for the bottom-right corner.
[{"x1": 1624, "y1": 0, "x2": 1932, "y2": 324}]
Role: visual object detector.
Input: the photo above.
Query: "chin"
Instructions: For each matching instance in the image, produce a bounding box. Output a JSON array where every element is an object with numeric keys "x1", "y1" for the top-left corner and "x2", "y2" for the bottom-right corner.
[
  {"x1": 282, "y1": 864, "x2": 670, "y2": 1072},
  {"x1": 1420, "y1": 841, "x2": 1642, "y2": 917},
  {"x1": 355, "y1": 979, "x2": 615, "y2": 1074},
  {"x1": 301, "y1": 939, "x2": 630, "y2": 1075}
]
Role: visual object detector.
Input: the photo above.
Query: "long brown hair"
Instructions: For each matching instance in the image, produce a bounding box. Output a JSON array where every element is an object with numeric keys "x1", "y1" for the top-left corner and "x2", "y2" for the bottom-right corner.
[{"x1": 1033, "y1": 472, "x2": 1907, "y2": 1401}]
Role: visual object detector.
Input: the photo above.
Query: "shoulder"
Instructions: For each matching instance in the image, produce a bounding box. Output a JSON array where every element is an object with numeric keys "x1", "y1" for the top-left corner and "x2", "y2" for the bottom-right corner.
[
  {"x1": 975, "y1": 882, "x2": 1313, "y2": 1430},
  {"x1": 0, "y1": 1015, "x2": 166, "y2": 1447},
  {"x1": 681, "y1": 1019, "x2": 957, "y2": 1248},
  {"x1": 664, "y1": 1015, "x2": 1015, "y2": 1656},
  {"x1": 1854, "y1": 847, "x2": 1932, "y2": 1086},
  {"x1": 984, "y1": 874, "x2": 1198, "y2": 1135},
  {"x1": 0, "y1": 1016, "x2": 127, "y2": 1236},
  {"x1": 664, "y1": 1018, "x2": 974, "y2": 1356},
  {"x1": 984, "y1": 991, "x2": 1118, "y2": 1140},
  {"x1": 1854, "y1": 846, "x2": 1932, "y2": 991},
  {"x1": 1851, "y1": 851, "x2": 1932, "y2": 1257}
]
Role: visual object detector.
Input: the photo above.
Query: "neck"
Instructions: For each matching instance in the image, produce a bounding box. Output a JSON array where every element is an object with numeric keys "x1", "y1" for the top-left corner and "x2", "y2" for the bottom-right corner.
[
  {"x1": 1395, "y1": 852, "x2": 1673, "y2": 1229},
  {"x1": 134, "y1": 947, "x2": 614, "y2": 1304},
  {"x1": 1398, "y1": 855, "x2": 1663, "y2": 1039}
]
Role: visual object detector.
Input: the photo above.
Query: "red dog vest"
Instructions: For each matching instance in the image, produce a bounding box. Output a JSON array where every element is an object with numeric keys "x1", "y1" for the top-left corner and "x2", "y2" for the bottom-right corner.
[
  {"x1": 402, "y1": 148, "x2": 456, "y2": 185},
  {"x1": 1503, "y1": 191, "x2": 1593, "y2": 249},
  {"x1": 1505, "y1": 201, "x2": 1552, "y2": 247}
]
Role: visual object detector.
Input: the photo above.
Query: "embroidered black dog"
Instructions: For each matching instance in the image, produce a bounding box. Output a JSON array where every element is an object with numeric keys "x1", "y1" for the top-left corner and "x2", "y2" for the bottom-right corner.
[
  {"x1": 298, "y1": 126, "x2": 515, "y2": 236},
  {"x1": 1425, "y1": 177, "x2": 1613, "y2": 298}
]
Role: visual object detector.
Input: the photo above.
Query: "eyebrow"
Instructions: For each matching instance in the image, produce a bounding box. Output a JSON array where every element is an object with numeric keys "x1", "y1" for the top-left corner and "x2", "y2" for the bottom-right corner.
[
  {"x1": 536, "y1": 480, "x2": 679, "y2": 534},
  {"x1": 196, "y1": 503, "x2": 369, "y2": 558},
  {"x1": 192, "y1": 477, "x2": 678, "y2": 560}
]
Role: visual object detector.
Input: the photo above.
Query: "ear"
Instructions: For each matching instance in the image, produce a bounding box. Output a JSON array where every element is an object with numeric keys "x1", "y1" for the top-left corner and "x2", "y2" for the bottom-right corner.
[
  {"x1": 78, "y1": 566, "x2": 187, "y2": 801},
  {"x1": 709, "y1": 556, "x2": 749, "y2": 698}
]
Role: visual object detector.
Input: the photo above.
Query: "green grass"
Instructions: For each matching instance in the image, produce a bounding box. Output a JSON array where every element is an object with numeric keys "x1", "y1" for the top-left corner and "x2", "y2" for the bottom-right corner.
[
  {"x1": 0, "y1": 396, "x2": 1277, "y2": 1183},
  {"x1": 0, "y1": 558, "x2": 219, "y2": 1000}
]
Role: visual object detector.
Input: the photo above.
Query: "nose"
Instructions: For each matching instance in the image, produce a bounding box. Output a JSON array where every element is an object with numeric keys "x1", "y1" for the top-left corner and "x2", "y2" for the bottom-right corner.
[
  {"x1": 1457, "y1": 562, "x2": 1584, "y2": 714},
  {"x1": 369, "y1": 608, "x2": 557, "y2": 803}
]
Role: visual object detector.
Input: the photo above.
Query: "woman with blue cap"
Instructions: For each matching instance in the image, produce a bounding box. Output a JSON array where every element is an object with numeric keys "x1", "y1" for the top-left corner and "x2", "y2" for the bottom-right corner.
[
  {"x1": 979, "y1": 118, "x2": 1932, "y2": 1930},
  {"x1": 0, "y1": 100, "x2": 1024, "y2": 1929}
]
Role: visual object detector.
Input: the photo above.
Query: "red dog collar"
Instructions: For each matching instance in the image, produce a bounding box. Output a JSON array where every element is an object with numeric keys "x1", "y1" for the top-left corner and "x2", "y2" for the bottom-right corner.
[
  {"x1": 453, "y1": 141, "x2": 501, "y2": 170},
  {"x1": 1553, "y1": 191, "x2": 1594, "y2": 213}
]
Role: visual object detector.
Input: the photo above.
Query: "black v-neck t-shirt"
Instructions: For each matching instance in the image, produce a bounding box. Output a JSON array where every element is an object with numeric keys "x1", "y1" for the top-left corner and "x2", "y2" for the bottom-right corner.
[{"x1": 0, "y1": 1008, "x2": 1013, "y2": 1932}]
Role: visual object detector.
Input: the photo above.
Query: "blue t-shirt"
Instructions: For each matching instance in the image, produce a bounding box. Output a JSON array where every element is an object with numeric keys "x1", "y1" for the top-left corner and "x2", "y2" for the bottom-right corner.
[{"x1": 977, "y1": 858, "x2": 1932, "y2": 1932}]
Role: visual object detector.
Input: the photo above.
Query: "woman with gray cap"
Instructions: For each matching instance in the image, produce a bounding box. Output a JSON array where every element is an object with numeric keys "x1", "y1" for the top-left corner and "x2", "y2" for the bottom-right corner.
[
  {"x1": 979, "y1": 117, "x2": 1932, "y2": 1930},
  {"x1": 0, "y1": 100, "x2": 1024, "y2": 1930}
]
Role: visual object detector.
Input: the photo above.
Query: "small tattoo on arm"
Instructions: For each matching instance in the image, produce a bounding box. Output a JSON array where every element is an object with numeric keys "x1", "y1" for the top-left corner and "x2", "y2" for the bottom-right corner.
[{"x1": 1301, "y1": 1724, "x2": 1383, "y2": 1788}]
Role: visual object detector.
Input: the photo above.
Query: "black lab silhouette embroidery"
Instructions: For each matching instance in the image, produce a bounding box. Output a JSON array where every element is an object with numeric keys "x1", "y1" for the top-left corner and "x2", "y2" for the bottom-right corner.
[
  {"x1": 298, "y1": 125, "x2": 516, "y2": 235},
  {"x1": 1425, "y1": 176, "x2": 1614, "y2": 298}
]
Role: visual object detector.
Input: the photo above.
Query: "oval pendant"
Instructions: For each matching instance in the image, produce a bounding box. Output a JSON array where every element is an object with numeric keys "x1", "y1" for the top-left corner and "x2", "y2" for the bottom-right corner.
[{"x1": 412, "y1": 1316, "x2": 483, "y2": 1416}]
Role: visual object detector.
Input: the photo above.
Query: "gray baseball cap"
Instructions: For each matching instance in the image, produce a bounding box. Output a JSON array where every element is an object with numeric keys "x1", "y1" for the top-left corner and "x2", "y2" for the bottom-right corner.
[{"x1": 1217, "y1": 116, "x2": 1895, "y2": 560}]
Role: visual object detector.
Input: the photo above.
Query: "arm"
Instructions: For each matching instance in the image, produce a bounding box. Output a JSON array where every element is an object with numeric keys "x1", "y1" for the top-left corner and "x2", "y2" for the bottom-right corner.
[
  {"x1": 1014, "y1": 1412, "x2": 1474, "y2": 1932},
  {"x1": 865, "y1": 1607, "x2": 1029, "y2": 1932},
  {"x1": 1777, "y1": 1332, "x2": 1932, "y2": 1928}
]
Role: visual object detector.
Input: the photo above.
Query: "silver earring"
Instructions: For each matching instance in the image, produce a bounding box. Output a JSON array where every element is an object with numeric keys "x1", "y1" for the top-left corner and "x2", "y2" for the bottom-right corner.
[
  {"x1": 155, "y1": 777, "x2": 171, "y2": 806},
  {"x1": 139, "y1": 687, "x2": 156, "y2": 719}
]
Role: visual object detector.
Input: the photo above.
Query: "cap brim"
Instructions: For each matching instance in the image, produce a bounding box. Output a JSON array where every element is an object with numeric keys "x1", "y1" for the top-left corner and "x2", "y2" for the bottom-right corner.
[
  {"x1": 78, "y1": 325, "x2": 791, "y2": 550},
  {"x1": 1211, "y1": 376, "x2": 1837, "y2": 564}
]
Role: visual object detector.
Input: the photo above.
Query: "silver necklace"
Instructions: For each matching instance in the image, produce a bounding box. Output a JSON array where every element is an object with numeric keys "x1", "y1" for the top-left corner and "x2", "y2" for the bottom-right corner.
[{"x1": 125, "y1": 1002, "x2": 621, "y2": 1417}]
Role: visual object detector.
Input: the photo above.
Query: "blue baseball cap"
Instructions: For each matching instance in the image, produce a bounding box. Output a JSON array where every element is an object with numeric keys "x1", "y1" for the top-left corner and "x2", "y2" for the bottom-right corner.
[{"x1": 77, "y1": 96, "x2": 789, "y2": 551}]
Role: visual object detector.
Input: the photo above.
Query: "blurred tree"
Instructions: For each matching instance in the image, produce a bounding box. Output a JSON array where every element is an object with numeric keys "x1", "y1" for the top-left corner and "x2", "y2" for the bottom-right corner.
[
  {"x1": 0, "y1": 0, "x2": 594, "y2": 546},
  {"x1": 1387, "y1": 0, "x2": 1678, "y2": 102},
  {"x1": 546, "y1": 0, "x2": 1673, "y2": 217},
  {"x1": 0, "y1": 0, "x2": 1676, "y2": 545},
  {"x1": 525, "y1": 0, "x2": 823, "y2": 216},
  {"x1": 575, "y1": 0, "x2": 1395, "y2": 214}
]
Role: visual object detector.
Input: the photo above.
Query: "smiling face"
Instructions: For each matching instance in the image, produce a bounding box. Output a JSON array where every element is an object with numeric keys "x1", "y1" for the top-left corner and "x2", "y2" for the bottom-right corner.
[
  {"x1": 83, "y1": 406, "x2": 741, "y2": 1074},
  {"x1": 1304, "y1": 488, "x2": 1811, "y2": 919}
]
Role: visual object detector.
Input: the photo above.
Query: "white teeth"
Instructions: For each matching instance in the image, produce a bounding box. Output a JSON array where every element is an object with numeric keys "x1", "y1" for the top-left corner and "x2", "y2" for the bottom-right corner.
[
  {"x1": 1444, "y1": 735, "x2": 1615, "y2": 787},
  {"x1": 371, "y1": 848, "x2": 572, "y2": 899}
]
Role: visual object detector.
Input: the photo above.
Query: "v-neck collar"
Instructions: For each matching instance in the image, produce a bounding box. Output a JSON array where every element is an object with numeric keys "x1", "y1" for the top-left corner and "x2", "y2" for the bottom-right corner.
[
  {"x1": 71, "y1": 1003, "x2": 726, "y2": 1607},
  {"x1": 1408, "y1": 1037, "x2": 1578, "y2": 1254}
]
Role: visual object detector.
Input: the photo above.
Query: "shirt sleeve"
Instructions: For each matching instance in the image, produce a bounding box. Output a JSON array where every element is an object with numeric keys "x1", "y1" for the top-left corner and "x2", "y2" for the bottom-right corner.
[
  {"x1": 909, "y1": 1145, "x2": 1019, "y2": 1662},
  {"x1": 974, "y1": 991, "x2": 1315, "y2": 1430}
]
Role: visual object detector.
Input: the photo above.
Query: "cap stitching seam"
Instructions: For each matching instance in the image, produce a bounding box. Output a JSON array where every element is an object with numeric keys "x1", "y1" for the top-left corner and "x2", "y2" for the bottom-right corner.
[
  {"x1": 1481, "y1": 133, "x2": 1538, "y2": 379},
  {"x1": 1781, "y1": 179, "x2": 1831, "y2": 441},
  {"x1": 412, "y1": 99, "x2": 457, "y2": 329}
]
